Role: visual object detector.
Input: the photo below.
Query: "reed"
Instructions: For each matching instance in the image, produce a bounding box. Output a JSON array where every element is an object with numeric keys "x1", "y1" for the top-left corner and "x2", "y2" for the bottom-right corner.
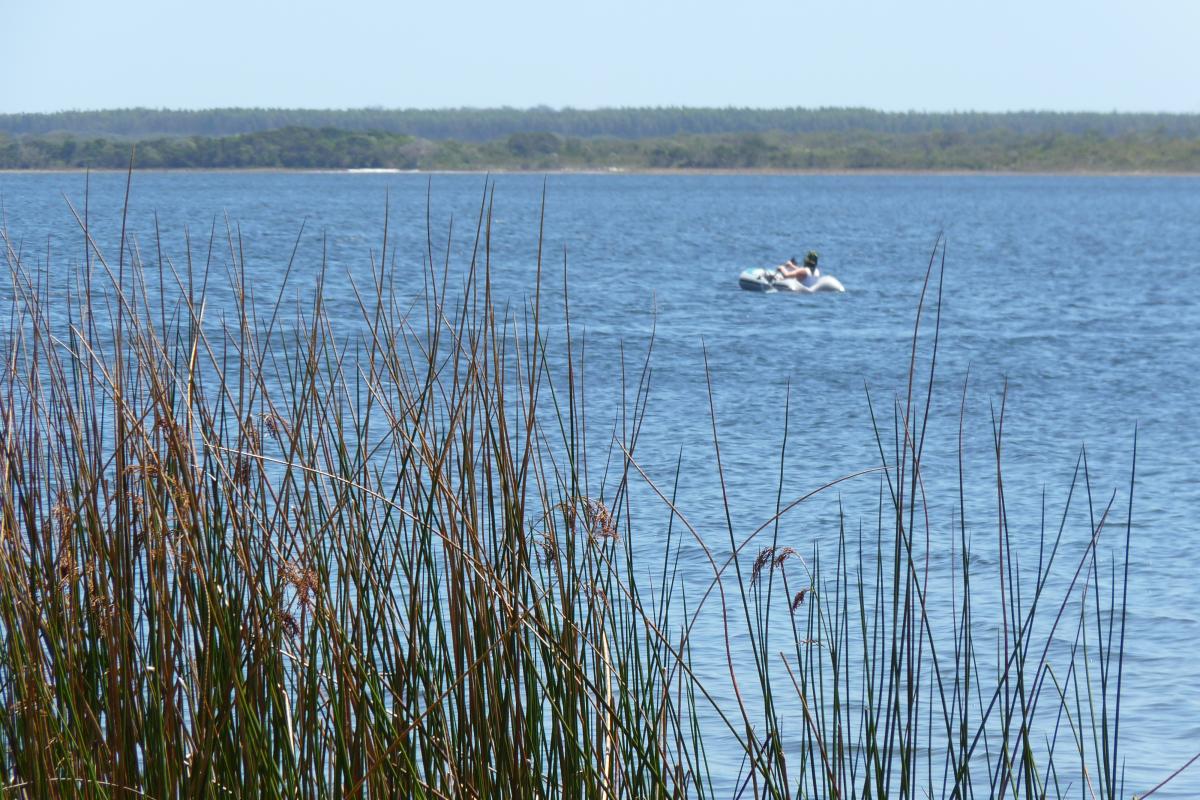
[{"x1": 0, "y1": 181, "x2": 1147, "y2": 798}]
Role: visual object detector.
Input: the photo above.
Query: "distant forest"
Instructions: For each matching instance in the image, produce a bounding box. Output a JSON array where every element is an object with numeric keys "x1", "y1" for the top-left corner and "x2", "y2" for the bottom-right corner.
[
  {"x1": 5, "y1": 106, "x2": 1200, "y2": 140},
  {"x1": 2, "y1": 108, "x2": 1200, "y2": 171}
]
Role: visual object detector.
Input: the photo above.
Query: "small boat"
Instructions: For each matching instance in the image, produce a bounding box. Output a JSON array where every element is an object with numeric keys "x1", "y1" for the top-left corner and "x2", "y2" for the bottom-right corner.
[{"x1": 738, "y1": 267, "x2": 845, "y2": 293}]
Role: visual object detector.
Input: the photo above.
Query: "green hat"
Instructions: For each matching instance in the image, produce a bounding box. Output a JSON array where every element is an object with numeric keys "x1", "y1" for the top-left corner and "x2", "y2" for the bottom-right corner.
[{"x1": 804, "y1": 251, "x2": 819, "y2": 266}]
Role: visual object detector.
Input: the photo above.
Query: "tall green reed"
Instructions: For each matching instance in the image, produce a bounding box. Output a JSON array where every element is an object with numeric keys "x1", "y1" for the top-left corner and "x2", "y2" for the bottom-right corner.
[{"x1": 0, "y1": 179, "x2": 1144, "y2": 798}]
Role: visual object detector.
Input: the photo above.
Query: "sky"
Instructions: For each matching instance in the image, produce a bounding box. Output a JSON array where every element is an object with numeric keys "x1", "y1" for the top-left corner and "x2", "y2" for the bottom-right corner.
[{"x1": 3, "y1": 0, "x2": 1199, "y2": 113}]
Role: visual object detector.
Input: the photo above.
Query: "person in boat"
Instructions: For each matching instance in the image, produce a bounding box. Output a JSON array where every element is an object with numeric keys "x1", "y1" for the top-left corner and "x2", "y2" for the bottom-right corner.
[
  {"x1": 804, "y1": 251, "x2": 820, "y2": 277},
  {"x1": 777, "y1": 251, "x2": 820, "y2": 281}
]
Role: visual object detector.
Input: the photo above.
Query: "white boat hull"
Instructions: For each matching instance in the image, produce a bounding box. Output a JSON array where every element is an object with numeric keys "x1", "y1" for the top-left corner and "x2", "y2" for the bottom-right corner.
[{"x1": 738, "y1": 267, "x2": 845, "y2": 293}]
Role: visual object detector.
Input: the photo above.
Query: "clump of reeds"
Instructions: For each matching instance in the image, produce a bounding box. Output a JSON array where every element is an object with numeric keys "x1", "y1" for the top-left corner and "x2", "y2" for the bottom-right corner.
[{"x1": 0, "y1": 180, "x2": 1154, "y2": 798}]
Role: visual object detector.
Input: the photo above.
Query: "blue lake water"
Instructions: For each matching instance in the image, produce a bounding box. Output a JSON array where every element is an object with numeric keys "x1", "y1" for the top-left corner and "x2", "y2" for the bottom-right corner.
[{"x1": 2, "y1": 170, "x2": 1198, "y2": 794}]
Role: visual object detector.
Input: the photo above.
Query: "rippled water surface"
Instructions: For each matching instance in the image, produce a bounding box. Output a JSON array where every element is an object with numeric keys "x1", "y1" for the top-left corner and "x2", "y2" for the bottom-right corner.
[{"x1": 3, "y1": 171, "x2": 1198, "y2": 794}]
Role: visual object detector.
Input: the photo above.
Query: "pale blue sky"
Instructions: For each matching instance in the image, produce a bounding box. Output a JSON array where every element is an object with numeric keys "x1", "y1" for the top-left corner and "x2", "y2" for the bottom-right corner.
[{"x1": 4, "y1": 0, "x2": 1198, "y2": 113}]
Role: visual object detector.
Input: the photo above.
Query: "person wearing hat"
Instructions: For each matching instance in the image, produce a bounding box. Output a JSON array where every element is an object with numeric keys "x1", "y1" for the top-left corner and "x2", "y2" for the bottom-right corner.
[
  {"x1": 803, "y1": 251, "x2": 820, "y2": 276},
  {"x1": 777, "y1": 251, "x2": 820, "y2": 281}
]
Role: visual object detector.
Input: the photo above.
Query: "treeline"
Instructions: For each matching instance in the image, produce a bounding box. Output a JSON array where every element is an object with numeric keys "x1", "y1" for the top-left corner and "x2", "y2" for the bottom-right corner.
[
  {"x1": 5, "y1": 106, "x2": 1200, "y2": 141},
  {"x1": 4, "y1": 126, "x2": 1200, "y2": 171},
  {"x1": 0, "y1": 128, "x2": 424, "y2": 170}
]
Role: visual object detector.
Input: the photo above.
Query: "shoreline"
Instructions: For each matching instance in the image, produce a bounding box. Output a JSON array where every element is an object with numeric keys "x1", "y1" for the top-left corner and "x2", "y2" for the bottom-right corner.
[{"x1": 4, "y1": 166, "x2": 1200, "y2": 178}]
